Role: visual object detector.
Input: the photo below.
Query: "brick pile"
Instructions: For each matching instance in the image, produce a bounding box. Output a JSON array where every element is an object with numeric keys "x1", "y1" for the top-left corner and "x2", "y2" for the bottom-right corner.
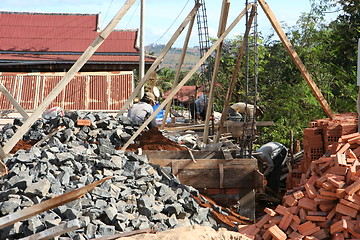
[
  {"x1": 287, "y1": 113, "x2": 358, "y2": 189},
  {"x1": 239, "y1": 125, "x2": 360, "y2": 239}
]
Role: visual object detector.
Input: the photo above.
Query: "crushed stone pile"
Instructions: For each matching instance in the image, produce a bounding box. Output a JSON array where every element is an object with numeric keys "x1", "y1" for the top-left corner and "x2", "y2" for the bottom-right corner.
[{"x1": 0, "y1": 112, "x2": 219, "y2": 239}]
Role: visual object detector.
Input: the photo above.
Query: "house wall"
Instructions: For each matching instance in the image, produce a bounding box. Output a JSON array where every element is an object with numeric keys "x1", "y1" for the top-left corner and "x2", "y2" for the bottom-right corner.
[{"x1": 0, "y1": 72, "x2": 133, "y2": 111}]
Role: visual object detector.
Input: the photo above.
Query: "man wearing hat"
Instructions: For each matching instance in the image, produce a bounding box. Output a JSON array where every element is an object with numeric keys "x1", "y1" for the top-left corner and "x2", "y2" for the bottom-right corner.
[
  {"x1": 228, "y1": 102, "x2": 264, "y2": 122},
  {"x1": 127, "y1": 92, "x2": 157, "y2": 129}
]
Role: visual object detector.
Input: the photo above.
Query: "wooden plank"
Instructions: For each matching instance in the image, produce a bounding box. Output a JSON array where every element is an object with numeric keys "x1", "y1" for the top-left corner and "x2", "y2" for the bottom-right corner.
[
  {"x1": 121, "y1": 4, "x2": 252, "y2": 150},
  {"x1": 149, "y1": 158, "x2": 257, "y2": 170},
  {"x1": 161, "y1": 14, "x2": 196, "y2": 129},
  {"x1": 116, "y1": 3, "x2": 201, "y2": 117},
  {"x1": 0, "y1": 177, "x2": 111, "y2": 229},
  {"x1": 18, "y1": 219, "x2": 80, "y2": 240},
  {"x1": 219, "y1": 163, "x2": 224, "y2": 188},
  {"x1": 144, "y1": 150, "x2": 224, "y2": 159},
  {"x1": 2, "y1": 0, "x2": 137, "y2": 155},
  {"x1": 0, "y1": 81, "x2": 29, "y2": 119},
  {"x1": 203, "y1": 0, "x2": 231, "y2": 143},
  {"x1": 90, "y1": 229, "x2": 154, "y2": 240},
  {"x1": 215, "y1": 5, "x2": 256, "y2": 143},
  {"x1": 177, "y1": 167, "x2": 258, "y2": 188},
  {"x1": 258, "y1": 0, "x2": 335, "y2": 119}
]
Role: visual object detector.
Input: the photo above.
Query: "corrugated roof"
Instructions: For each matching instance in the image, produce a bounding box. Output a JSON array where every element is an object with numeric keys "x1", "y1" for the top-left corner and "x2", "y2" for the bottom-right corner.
[{"x1": 0, "y1": 11, "x2": 150, "y2": 64}]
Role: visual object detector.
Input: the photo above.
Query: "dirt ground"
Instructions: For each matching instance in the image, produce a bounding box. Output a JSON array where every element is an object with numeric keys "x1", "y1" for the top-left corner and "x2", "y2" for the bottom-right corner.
[{"x1": 118, "y1": 225, "x2": 251, "y2": 240}]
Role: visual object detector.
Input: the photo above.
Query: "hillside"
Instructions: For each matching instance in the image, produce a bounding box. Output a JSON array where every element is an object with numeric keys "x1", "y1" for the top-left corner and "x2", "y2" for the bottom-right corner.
[{"x1": 145, "y1": 44, "x2": 200, "y2": 70}]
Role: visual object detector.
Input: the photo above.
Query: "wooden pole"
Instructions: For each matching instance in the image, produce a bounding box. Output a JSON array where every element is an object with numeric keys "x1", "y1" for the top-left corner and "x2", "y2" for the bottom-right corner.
[
  {"x1": 18, "y1": 220, "x2": 80, "y2": 240},
  {"x1": 0, "y1": 81, "x2": 29, "y2": 119},
  {"x1": 2, "y1": 0, "x2": 136, "y2": 154},
  {"x1": 116, "y1": 3, "x2": 201, "y2": 118},
  {"x1": 0, "y1": 177, "x2": 111, "y2": 229},
  {"x1": 202, "y1": 0, "x2": 230, "y2": 144},
  {"x1": 121, "y1": 4, "x2": 252, "y2": 150},
  {"x1": 258, "y1": 0, "x2": 335, "y2": 119},
  {"x1": 215, "y1": 5, "x2": 256, "y2": 143},
  {"x1": 160, "y1": 14, "x2": 196, "y2": 129}
]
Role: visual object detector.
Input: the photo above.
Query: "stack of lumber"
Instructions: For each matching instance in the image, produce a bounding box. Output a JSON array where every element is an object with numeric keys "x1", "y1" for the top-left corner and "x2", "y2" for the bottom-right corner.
[{"x1": 239, "y1": 131, "x2": 360, "y2": 239}]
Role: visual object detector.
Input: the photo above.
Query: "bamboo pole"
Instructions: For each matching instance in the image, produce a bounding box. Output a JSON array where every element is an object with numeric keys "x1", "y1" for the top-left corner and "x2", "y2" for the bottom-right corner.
[
  {"x1": 121, "y1": 4, "x2": 253, "y2": 150},
  {"x1": 160, "y1": 14, "x2": 197, "y2": 129},
  {"x1": 2, "y1": 0, "x2": 137, "y2": 155},
  {"x1": 116, "y1": 3, "x2": 201, "y2": 118},
  {"x1": 258, "y1": 0, "x2": 335, "y2": 119},
  {"x1": 215, "y1": 5, "x2": 256, "y2": 143},
  {"x1": 0, "y1": 81, "x2": 29, "y2": 119},
  {"x1": 202, "y1": 0, "x2": 230, "y2": 144}
]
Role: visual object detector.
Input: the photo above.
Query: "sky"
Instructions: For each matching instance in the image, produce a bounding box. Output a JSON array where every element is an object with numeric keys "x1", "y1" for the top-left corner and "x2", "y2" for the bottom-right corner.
[{"x1": 1, "y1": 0, "x2": 338, "y2": 48}]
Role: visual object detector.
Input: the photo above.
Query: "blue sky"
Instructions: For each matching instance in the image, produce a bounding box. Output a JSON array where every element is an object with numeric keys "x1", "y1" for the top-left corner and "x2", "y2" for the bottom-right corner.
[{"x1": 1, "y1": 0, "x2": 338, "y2": 47}]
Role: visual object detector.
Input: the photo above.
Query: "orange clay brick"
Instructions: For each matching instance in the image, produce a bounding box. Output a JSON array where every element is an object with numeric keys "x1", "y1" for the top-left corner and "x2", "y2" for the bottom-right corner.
[
  {"x1": 335, "y1": 203, "x2": 358, "y2": 218},
  {"x1": 305, "y1": 215, "x2": 327, "y2": 222},
  {"x1": 293, "y1": 190, "x2": 305, "y2": 200},
  {"x1": 328, "y1": 178, "x2": 346, "y2": 188},
  {"x1": 307, "y1": 175, "x2": 319, "y2": 185},
  {"x1": 319, "y1": 202, "x2": 336, "y2": 212},
  {"x1": 268, "y1": 225, "x2": 287, "y2": 240},
  {"x1": 288, "y1": 231, "x2": 303, "y2": 240},
  {"x1": 345, "y1": 178, "x2": 360, "y2": 195},
  {"x1": 269, "y1": 216, "x2": 282, "y2": 225},
  {"x1": 307, "y1": 211, "x2": 327, "y2": 216},
  {"x1": 279, "y1": 211, "x2": 293, "y2": 231},
  {"x1": 337, "y1": 143, "x2": 351, "y2": 155},
  {"x1": 352, "y1": 146, "x2": 360, "y2": 158},
  {"x1": 298, "y1": 221, "x2": 316, "y2": 235},
  {"x1": 312, "y1": 228, "x2": 329, "y2": 240},
  {"x1": 328, "y1": 166, "x2": 348, "y2": 176},
  {"x1": 275, "y1": 205, "x2": 289, "y2": 215},
  {"x1": 264, "y1": 207, "x2": 277, "y2": 216},
  {"x1": 288, "y1": 206, "x2": 299, "y2": 215},
  {"x1": 342, "y1": 132, "x2": 360, "y2": 141},
  {"x1": 299, "y1": 208, "x2": 307, "y2": 223},
  {"x1": 290, "y1": 219, "x2": 300, "y2": 231},
  {"x1": 330, "y1": 219, "x2": 348, "y2": 234},
  {"x1": 284, "y1": 195, "x2": 298, "y2": 207},
  {"x1": 304, "y1": 183, "x2": 317, "y2": 199},
  {"x1": 76, "y1": 119, "x2": 91, "y2": 126},
  {"x1": 332, "y1": 233, "x2": 345, "y2": 240},
  {"x1": 336, "y1": 188, "x2": 347, "y2": 198},
  {"x1": 262, "y1": 229, "x2": 272, "y2": 240},
  {"x1": 339, "y1": 199, "x2": 360, "y2": 211},
  {"x1": 298, "y1": 197, "x2": 317, "y2": 211},
  {"x1": 346, "y1": 220, "x2": 360, "y2": 239},
  {"x1": 326, "y1": 207, "x2": 337, "y2": 220},
  {"x1": 255, "y1": 214, "x2": 272, "y2": 228},
  {"x1": 318, "y1": 188, "x2": 337, "y2": 198},
  {"x1": 304, "y1": 237, "x2": 318, "y2": 240}
]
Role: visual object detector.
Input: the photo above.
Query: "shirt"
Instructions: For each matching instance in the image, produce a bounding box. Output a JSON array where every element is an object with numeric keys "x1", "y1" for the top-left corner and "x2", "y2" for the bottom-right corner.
[
  {"x1": 127, "y1": 102, "x2": 157, "y2": 128},
  {"x1": 195, "y1": 95, "x2": 208, "y2": 115},
  {"x1": 255, "y1": 142, "x2": 286, "y2": 175},
  {"x1": 230, "y1": 102, "x2": 256, "y2": 119}
]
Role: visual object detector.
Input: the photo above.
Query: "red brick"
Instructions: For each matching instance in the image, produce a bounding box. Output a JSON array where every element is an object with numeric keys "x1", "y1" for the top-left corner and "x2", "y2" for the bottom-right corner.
[
  {"x1": 328, "y1": 166, "x2": 348, "y2": 176},
  {"x1": 264, "y1": 207, "x2": 277, "y2": 216},
  {"x1": 339, "y1": 199, "x2": 360, "y2": 211},
  {"x1": 330, "y1": 219, "x2": 348, "y2": 234},
  {"x1": 255, "y1": 214, "x2": 272, "y2": 228},
  {"x1": 288, "y1": 231, "x2": 303, "y2": 240},
  {"x1": 298, "y1": 197, "x2": 317, "y2": 211},
  {"x1": 335, "y1": 203, "x2": 358, "y2": 218},
  {"x1": 278, "y1": 211, "x2": 293, "y2": 231},
  {"x1": 305, "y1": 183, "x2": 317, "y2": 199},
  {"x1": 293, "y1": 190, "x2": 305, "y2": 200},
  {"x1": 275, "y1": 205, "x2": 289, "y2": 215},
  {"x1": 305, "y1": 215, "x2": 326, "y2": 222},
  {"x1": 76, "y1": 119, "x2": 91, "y2": 126},
  {"x1": 298, "y1": 221, "x2": 316, "y2": 235},
  {"x1": 283, "y1": 194, "x2": 298, "y2": 207},
  {"x1": 336, "y1": 188, "x2": 347, "y2": 198},
  {"x1": 345, "y1": 178, "x2": 360, "y2": 195},
  {"x1": 268, "y1": 225, "x2": 287, "y2": 240},
  {"x1": 332, "y1": 233, "x2": 345, "y2": 240}
]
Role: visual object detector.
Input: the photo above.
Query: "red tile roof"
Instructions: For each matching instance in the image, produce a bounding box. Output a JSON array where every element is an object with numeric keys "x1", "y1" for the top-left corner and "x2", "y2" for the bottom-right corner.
[
  {"x1": 0, "y1": 11, "x2": 154, "y2": 64},
  {"x1": 163, "y1": 86, "x2": 204, "y2": 102}
]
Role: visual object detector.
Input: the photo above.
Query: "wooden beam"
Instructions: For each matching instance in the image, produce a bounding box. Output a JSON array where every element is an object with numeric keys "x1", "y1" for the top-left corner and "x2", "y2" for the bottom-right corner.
[
  {"x1": 121, "y1": 4, "x2": 253, "y2": 150},
  {"x1": 203, "y1": 0, "x2": 230, "y2": 143},
  {"x1": 0, "y1": 147, "x2": 8, "y2": 176},
  {"x1": 215, "y1": 5, "x2": 256, "y2": 143},
  {"x1": 18, "y1": 220, "x2": 80, "y2": 240},
  {"x1": 0, "y1": 177, "x2": 111, "y2": 229},
  {"x1": 160, "y1": 13, "x2": 196, "y2": 129},
  {"x1": 116, "y1": 3, "x2": 201, "y2": 118},
  {"x1": 2, "y1": 0, "x2": 137, "y2": 154},
  {"x1": 258, "y1": 0, "x2": 335, "y2": 119},
  {"x1": 0, "y1": 81, "x2": 29, "y2": 119}
]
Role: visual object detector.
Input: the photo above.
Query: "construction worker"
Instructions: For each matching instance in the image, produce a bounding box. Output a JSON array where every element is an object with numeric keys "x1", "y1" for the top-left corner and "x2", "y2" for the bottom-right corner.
[
  {"x1": 254, "y1": 142, "x2": 288, "y2": 192},
  {"x1": 127, "y1": 92, "x2": 157, "y2": 129},
  {"x1": 228, "y1": 102, "x2": 263, "y2": 122},
  {"x1": 195, "y1": 94, "x2": 208, "y2": 121}
]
